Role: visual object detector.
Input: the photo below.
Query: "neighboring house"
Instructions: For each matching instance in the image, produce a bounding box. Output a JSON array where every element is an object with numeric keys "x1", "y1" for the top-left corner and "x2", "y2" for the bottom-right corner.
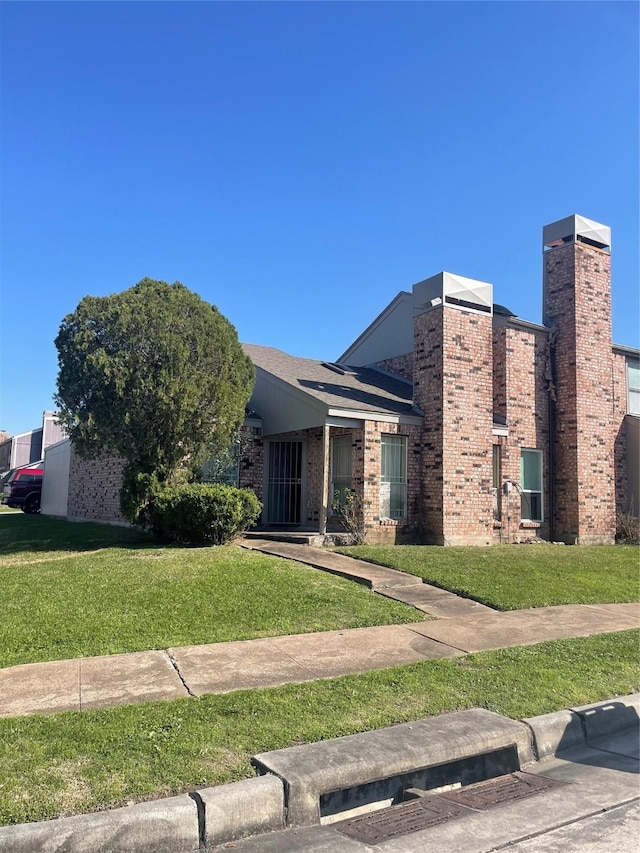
[
  {"x1": 0, "y1": 411, "x2": 67, "y2": 476},
  {"x1": 54, "y1": 214, "x2": 640, "y2": 544}
]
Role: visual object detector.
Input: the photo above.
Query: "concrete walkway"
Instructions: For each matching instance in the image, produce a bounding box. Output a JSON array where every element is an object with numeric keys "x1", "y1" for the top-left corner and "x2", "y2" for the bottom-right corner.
[
  {"x1": 240, "y1": 537, "x2": 495, "y2": 618},
  {"x1": 1, "y1": 542, "x2": 638, "y2": 719}
]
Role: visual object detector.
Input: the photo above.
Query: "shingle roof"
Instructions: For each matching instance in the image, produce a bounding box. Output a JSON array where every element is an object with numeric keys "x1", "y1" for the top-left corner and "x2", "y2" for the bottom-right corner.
[{"x1": 243, "y1": 344, "x2": 421, "y2": 418}]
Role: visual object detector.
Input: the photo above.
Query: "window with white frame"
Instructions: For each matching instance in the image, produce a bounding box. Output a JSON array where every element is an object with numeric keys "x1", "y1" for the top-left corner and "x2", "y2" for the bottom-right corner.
[
  {"x1": 331, "y1": 434, "x2": 352, "y2": 511},
  {"x1": 380, "y1": 434, "x2": 407, "y2": 519},
  {"x1": 520, "y1": 449, "x2": 543, "y2": 522},
  {"x1": 628, "y1": 360, "x2": 640, "y2": 416}
]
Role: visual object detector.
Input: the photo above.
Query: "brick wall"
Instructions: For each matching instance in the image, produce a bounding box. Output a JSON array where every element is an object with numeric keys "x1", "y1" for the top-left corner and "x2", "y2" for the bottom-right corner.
[
  {"x1": 492, "y1": 324, "x2": 550, "y2": 542},
  {"x1": 353, "y1": 420, "x2": 421, "y2": 544},
  {"x1": 238, "y1": 424, "x2": 264, "y2": 500},
  {"x1": 414, "y1": 306, "x2": 494, "y2": 545},
  {"x1": 305, "y1": 427, "x2": 324, "y2": 526},
  {"x1": 612, "y1": 352, "x2": 630, "y2": 514},
  {"x1": 373, "y1": 352, "x2": 414, "y2": 381},
  {"x1": 67, "y1": 423, "x2": 263, "y2": 527},
  {"x1": 67, "y1": 447, "x2": 128, "y2": 524},
  {"x1": 543, "y1": 241, "x2": 615, "y2": 543}
]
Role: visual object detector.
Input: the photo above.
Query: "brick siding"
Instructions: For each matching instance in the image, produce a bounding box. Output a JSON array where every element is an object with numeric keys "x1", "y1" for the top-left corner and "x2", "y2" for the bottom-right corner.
[
  {"x1": 543, "y1": 241, "x2": 615, "y2": 543},
  {"x1": 238, "y1": 424, "x2": 264, "y2": 499},
  {"x1": 612, "y1": 352, "x2": 630, "y2": 514},
  {"x1": 67, "y1": 447, "x2": 128, "y2": 524},
  {"x1": 492, "y1": 324, "x2": 550, "y2": 542},
  {"x1": 373, "y1": 352, "x2": 414, "y2": 381},
  {"x1": 414, "y1": 306, "x2": 494, "y2": 545}
]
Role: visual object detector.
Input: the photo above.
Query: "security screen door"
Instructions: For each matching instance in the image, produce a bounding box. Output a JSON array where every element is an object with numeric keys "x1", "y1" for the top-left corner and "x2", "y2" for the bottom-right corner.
[{"x1": 266, "y1": 440, "x2": 303, "y2": 524}]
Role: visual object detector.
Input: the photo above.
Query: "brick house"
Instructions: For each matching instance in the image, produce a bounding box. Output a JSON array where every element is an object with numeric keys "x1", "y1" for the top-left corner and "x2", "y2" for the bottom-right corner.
[
  {"x1": 56, "y1": 214, "x2": 639, "y2": 544},
  {"x1": 237, "y1": 214, "x2": 639, "y2": 545}
]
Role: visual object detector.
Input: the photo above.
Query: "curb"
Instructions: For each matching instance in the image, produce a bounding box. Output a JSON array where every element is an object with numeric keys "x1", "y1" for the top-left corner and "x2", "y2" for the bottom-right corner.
[
  {"x1": 522, "y1": 692, "x2": 640, "y2": 760},
  {"x1": 0, "y1": 776, "x2": 285, "y2": 853},
  {"x1": 252, "y1": 707, "x2": 534, "y2": 827},
  {"x1": 0, "y1": 695, "x2": 637, "y2": 852}
]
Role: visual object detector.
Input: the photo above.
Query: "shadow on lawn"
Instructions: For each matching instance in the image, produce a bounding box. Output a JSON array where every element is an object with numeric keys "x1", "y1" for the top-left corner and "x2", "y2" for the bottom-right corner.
[{"x1": 0, "y1": 513, "x2": 155, "y2": 557}]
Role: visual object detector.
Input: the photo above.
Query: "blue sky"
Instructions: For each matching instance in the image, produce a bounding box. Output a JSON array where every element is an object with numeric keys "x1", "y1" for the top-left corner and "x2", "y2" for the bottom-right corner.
[{"x1": 1, "y1": 1, "x2": 638, "y2": 436}]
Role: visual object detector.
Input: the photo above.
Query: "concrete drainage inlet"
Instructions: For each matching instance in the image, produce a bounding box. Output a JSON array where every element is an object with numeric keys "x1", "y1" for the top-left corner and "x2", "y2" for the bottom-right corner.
[
  {"x1": 335, "y1": 797, "x2": 469, "y2": 844},
  {"x1": 334, "y1": 772, "x2": 568, "y2": 844},
  {"x1": 320, "y1": 744, "x2": 520, "y2": 825}
]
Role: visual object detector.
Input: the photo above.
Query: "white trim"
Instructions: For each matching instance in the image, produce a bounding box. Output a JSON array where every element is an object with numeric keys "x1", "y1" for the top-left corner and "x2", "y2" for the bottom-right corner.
[
  {"x1": 326, "y1": 408, "x2": 423, "y2": 425},
  {"x1": 520, "y1": 448, "x2": 543, "y2": 522},
  {"x1": 380, "y1": 433, "x2": 408, "y2": 520}
]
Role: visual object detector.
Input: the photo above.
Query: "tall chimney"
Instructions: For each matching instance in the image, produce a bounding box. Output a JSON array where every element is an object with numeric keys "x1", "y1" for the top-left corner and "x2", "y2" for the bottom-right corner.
[
  {"x1": 542, "y1": 215, "x2": 615, "y2": 543},
  {"x1": 413, "y1": 272, "x2": 494, "y2": 545}
]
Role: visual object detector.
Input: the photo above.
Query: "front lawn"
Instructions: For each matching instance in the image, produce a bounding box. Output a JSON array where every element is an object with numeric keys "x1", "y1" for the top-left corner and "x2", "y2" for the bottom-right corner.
[
  {"x1": 0, "y1": 630, "x2": 636, "y2": 826},
  {"x1": 0, "y1": 516, "x2": 421, "y2": 668},
  {"x1": 335, "y1": 544, "x2": 639, "y2": 610}
]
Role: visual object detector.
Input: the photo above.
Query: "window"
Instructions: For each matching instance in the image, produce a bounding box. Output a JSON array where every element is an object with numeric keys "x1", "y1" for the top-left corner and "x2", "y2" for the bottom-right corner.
[
  {"x1": 492, "y1": 445, "x2": 501, "y2": 521},
  {"x1": 331, "y1": 435, "x2": 352, "y2": 510},
  {"x1": 201, "y1": 440, "x2": 241, "y2": 486},
  {"x1": 520, "y1": 449, "x2": 543, "y2": 522},
  {"x1": 380, "y1": 434, "x2": 407, "y2": 519},
  {"x1": 628, "y1": 360, "x2": 640, "y2": 416}
]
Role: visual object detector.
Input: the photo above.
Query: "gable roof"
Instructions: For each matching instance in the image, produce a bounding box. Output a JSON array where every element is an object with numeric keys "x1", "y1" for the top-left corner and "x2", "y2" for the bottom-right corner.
[
  {"x1": 337, "y1": 291, "x2": 414, "y2": 365},
  {"x1": 243, "y1": 343, "x2": 422, "y2": 435}
]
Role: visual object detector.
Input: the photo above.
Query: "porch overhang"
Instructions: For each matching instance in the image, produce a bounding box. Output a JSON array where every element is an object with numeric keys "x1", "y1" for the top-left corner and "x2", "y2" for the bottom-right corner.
[{"x1": 249, "y1": 365, "x2": 423, "y2": 437}]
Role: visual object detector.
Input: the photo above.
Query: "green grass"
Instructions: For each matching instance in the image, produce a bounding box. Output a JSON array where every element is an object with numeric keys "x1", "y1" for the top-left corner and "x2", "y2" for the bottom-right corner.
[
  {"x1": 334, "y1": 544, "x2": 640, "y2": 610},
  {"x1": 0, "y1": 630, "x2": 637, "y2": 826},
  {"x1": 0, "y1": 515, "x2": 421, "y2": 668}
]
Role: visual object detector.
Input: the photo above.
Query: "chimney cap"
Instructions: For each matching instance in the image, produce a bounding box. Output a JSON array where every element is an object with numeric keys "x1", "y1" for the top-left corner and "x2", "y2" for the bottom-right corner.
[
  {"x1": 413, "y1": 271, "x2": 493, "y2": 316},
  {"x1": 543, "y1": 215, "x2": 610, "y2": 251}
]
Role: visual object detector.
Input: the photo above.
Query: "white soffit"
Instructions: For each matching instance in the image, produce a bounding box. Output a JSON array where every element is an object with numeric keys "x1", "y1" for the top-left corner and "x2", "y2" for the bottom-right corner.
[
  {"x1": 543, "y1": 215, "x2": 611, "y2": 250},
  {"x1": 413, "y1": 271, "x2": 493, "y2": 315}
]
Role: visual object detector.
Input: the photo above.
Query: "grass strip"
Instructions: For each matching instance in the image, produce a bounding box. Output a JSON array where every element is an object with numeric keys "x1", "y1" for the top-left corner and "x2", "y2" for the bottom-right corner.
[
  {"x1": 335, "y1": 544, "x2": 640, "y2": 610},
  {"x1": 0, "y1": 630, "x2": 637, "y2": 826},
  {"x1": 1, "y1": 544, "x2": 420, "y2": 668}
]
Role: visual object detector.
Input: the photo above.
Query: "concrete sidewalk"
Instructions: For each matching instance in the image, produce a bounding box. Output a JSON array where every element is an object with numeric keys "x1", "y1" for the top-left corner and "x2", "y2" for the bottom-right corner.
[
  {"x1": 1, "y1": 541, "x2": 638, "y2": 719},
  {"x1": 1, "y1": 601, "x2": 637, "y2": 719}
]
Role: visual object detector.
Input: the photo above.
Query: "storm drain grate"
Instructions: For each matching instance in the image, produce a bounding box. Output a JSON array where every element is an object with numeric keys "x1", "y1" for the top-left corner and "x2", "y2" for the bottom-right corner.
[
  {"x1": 334, "y1": 797, "x2": 469, "y2": 844},
  {"x1": 439, "y1": 771, "x2": 567, "y2": 811}
]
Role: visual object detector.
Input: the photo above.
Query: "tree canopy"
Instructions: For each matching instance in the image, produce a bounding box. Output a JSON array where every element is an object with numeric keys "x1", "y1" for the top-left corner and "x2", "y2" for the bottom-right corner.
[{"x1": 55, "y1": 278, "x2": 255, "y2": 516}]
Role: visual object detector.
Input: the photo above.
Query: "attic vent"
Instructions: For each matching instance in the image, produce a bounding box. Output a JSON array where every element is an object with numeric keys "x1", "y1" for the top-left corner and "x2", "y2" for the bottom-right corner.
[{"x1": 322, "y1": 362, "x2": 358, "y2": 376}]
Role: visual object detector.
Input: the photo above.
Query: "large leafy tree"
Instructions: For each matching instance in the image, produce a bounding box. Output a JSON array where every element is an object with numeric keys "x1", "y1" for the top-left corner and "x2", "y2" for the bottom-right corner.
[{"x1": 55, "y1": 278, "x2": 255, "y2": 520}]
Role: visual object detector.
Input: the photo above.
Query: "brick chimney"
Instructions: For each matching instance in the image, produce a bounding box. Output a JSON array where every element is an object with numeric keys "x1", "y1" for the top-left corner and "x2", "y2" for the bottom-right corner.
[
  {"x1": 413, "y1": 272, "x2": 494, "y2": 545},
  {"x1": 542, "y1": 215, "x2": 615, "y2": 544}
]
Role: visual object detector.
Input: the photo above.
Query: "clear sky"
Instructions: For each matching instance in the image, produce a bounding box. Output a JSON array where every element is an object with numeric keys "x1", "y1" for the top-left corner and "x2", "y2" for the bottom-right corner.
[{"x1": 1, "y1": 1, "x2": 638, "y2": 437}]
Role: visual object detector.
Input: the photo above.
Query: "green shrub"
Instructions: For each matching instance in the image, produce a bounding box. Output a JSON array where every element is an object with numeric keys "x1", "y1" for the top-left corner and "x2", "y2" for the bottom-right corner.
[{"x1": 149, "y1": 483, "x2": 262, "y2": 545}]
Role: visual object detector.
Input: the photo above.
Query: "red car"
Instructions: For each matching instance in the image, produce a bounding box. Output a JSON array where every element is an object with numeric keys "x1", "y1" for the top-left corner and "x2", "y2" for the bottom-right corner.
[{"x1": 3, "y1": 465, "x2": 44, "y2": 513}]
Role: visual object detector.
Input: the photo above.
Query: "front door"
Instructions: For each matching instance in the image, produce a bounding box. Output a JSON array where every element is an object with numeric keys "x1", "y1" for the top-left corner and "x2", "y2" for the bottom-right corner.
[{"x1": 266, "y1": 440, "x2": 304, "y2": 525}]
